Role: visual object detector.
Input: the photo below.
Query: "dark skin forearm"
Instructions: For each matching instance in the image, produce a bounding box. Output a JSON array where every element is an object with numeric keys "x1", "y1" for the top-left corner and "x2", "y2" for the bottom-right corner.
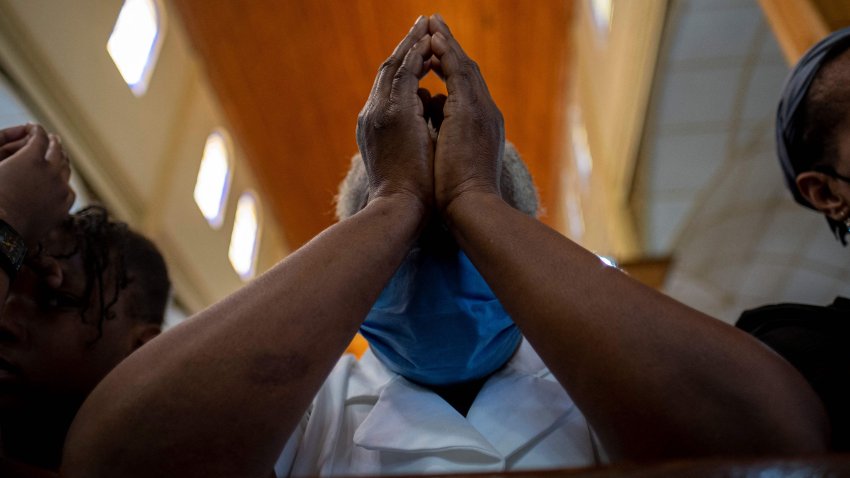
[
  {"x1": 63, "y1": 16, "x2": 438, "y2": 477},
  {"x1": 426, "y1": 12, "x2": 828, "y2": 459},
  {"x1": 61, "y1": 196, "x2": 426, "y2": 478},
  {"x1": 446, "y1": 191, "x2": 828, "y2": 460}
]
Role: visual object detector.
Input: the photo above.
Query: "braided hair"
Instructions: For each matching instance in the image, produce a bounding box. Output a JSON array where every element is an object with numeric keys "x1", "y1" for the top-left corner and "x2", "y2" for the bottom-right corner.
[{"x1": 54, "y1": 206, "x2": 170, "y2": 342}]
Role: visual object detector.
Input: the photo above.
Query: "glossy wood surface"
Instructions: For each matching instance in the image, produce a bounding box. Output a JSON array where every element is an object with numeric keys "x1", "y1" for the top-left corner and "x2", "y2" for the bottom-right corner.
[{"x1": 172, "y1": 1, "x2": 573, "y2": 249}]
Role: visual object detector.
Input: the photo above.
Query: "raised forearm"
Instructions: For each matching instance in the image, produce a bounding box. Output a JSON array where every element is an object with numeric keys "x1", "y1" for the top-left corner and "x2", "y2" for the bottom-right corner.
[
  {"x1": 446, "y1": 191, "x2": 828, "y2": 460},
  {"x1": 62, "y1": 195, "x2": 425, "y2": 478},
  {"x1": 0, "y1": 124, "x2": 74, "y2": 311}
]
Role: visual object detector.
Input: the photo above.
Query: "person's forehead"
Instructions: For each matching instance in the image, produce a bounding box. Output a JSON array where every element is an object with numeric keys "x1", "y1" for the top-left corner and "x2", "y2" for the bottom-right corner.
[
  {"x1": 826, "y1": 51, "x2": 850, "y2": 164},
  {"x1": 41, "y1": 225, "x2": 88, "y2": 284},
  {"x1": 42, "y1": 224, "x2": 77, "y2": 253},
  {"x1": 831, "y1": 46, "x2": 850, "y2": 71}
]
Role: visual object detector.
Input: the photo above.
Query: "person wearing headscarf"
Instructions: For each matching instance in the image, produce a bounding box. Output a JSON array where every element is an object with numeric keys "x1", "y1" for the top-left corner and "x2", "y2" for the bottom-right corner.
[
  {"x1": 737, "y1": 26, "x2": 850, "y2": 451},
  {"x1": 63, "y1": 15, "x2": 826, "y2": 478}
]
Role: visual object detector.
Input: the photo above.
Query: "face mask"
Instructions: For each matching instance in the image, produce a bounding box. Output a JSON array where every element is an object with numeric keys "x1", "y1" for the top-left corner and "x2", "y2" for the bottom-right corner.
[{"x1": 360, "y1": 246, "x2": 521, "y2": 386}]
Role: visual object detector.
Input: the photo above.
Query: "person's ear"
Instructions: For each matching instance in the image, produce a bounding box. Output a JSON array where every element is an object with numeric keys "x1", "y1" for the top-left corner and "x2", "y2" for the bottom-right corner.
[
  {"x1": 130, "y1": 323, "x2": 161, "y2": 351},
  {"x1": 796, "y1": 171, "x2": 850, "y2": 220}
]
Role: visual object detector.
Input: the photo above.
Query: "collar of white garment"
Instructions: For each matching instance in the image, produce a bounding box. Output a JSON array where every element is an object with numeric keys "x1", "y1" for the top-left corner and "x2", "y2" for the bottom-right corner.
[{"x1": 348, "y1": 339, "x2": 577, "y2": 459}]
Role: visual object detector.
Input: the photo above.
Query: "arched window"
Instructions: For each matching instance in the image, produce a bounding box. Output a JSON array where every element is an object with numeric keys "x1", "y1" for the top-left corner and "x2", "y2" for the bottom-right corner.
[
  {"x1": 107, "y1": 0, "x2": 164, "y2": 96},
  {"x1": 228, "y1": 192, "x2": 261, "y2": 280},
  {"x1": 193, "y1": 130, "x2": 233, "y2": 229}
]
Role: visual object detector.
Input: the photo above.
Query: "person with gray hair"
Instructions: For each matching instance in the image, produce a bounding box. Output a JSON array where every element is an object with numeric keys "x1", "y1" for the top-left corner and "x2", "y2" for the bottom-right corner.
[
  {"x1": 337, "y1": 141, "x2": 539, "y2": 220},
  {"x1": 64, "y1": 14, "x2": 826, "y2": 478}
]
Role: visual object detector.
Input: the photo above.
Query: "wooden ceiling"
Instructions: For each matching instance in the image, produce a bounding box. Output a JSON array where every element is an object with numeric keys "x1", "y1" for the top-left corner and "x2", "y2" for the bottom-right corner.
[{"x1": 172, "y1": 1, "x2": 574, "y2": 250}]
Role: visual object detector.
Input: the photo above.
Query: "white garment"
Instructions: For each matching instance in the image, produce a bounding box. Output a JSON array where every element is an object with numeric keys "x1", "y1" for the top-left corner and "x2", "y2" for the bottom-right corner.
[{"x1": 274, "y1": 339, "x2": 599, "y2": 477}]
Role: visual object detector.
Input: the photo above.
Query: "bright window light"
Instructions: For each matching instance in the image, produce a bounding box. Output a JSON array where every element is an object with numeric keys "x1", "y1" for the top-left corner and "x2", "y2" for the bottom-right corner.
[
  {"x1": 229, "y1": 192, "x2": 261, "y2": 280},
  {"x1": 590, "y1": 0, "x2": 613, "y2": 33},
  {"x1": 194, "y1": 131, "x2": 232, "y2": 229},
  {"x1": 570, "y1": 107, "x2": 593, "y2": 187},
  {"x1": 598, "y1": 255, "x2": 618, "y2": 268},
  {"x1": 107, "y1": 0, "x2": 162, "y2": 96},
  {"x1": 566, "y1": 187, "x2": 586, "y2": 240}
]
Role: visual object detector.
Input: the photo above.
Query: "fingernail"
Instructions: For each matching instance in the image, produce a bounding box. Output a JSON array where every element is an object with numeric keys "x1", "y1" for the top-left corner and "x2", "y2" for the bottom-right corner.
[{"x1": 435, "y1": 13, "x2": 445, "y2": 22}]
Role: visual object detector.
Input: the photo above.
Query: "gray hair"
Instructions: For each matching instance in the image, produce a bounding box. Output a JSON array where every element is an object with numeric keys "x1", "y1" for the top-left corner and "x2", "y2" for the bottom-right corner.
[{"x1": 335, "y1": 142, "x2": 539, "y2": 220}]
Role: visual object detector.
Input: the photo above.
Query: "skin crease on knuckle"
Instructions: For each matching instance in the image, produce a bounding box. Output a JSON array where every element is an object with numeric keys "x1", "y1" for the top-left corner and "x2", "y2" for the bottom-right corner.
[
  {"x1": 368, "y1": 112, "x2": 391, "y2": 133},
  {"x1": 356, "y1": 112, "x2": 371, "y2": 140},
  {"x1": 463, "y1": 58, "x2": 480, "y2": 75},
  {"x1": 393, "y1": 64, "x2": 411, "y2": 82},
  {"x1": 378, "y1": 57, "x2": 399, "y2": 75}
]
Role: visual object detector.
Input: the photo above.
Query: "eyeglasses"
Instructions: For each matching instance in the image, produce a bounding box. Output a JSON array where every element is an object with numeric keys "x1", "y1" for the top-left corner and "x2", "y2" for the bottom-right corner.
[{"x1": 814, "y1": 166, "x2": 850, "y2": 184}]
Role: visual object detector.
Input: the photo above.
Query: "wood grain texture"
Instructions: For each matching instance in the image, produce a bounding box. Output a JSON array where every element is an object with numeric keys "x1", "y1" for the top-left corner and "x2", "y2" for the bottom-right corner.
[
  {"x1": 813, "y1": 0, "x2": 850, "y2": 31},
  {"x1": 759, "y1": 0, "x2": 829, "y2": 64},
  {"x1": 172, "y1": 1, "x2": 574, "y2": 249}
]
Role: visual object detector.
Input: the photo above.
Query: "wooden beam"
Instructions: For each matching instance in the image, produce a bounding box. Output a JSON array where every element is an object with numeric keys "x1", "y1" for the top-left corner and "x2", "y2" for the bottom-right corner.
[
  {"x1": 759, "y1": 0, "x2": 829, "y2": 64},
  {"x1": 171, "y1": 1, "x2": 575, "y2": 249},
  {"x1": 620, "y1": 256, "x2": 673, "y2": 290},
  {"x1": 813, "y1": 0, "x2": 850, "y2": 31}
]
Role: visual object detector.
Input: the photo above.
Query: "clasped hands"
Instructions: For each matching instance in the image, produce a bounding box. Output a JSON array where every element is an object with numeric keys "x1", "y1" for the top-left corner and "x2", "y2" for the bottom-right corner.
[
  {"x1": 0, "y1": 123, "x2": 75, "y2": 250},
  {"x1": 356, "y1": 14, "x2": 505, "y2": 219}
]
